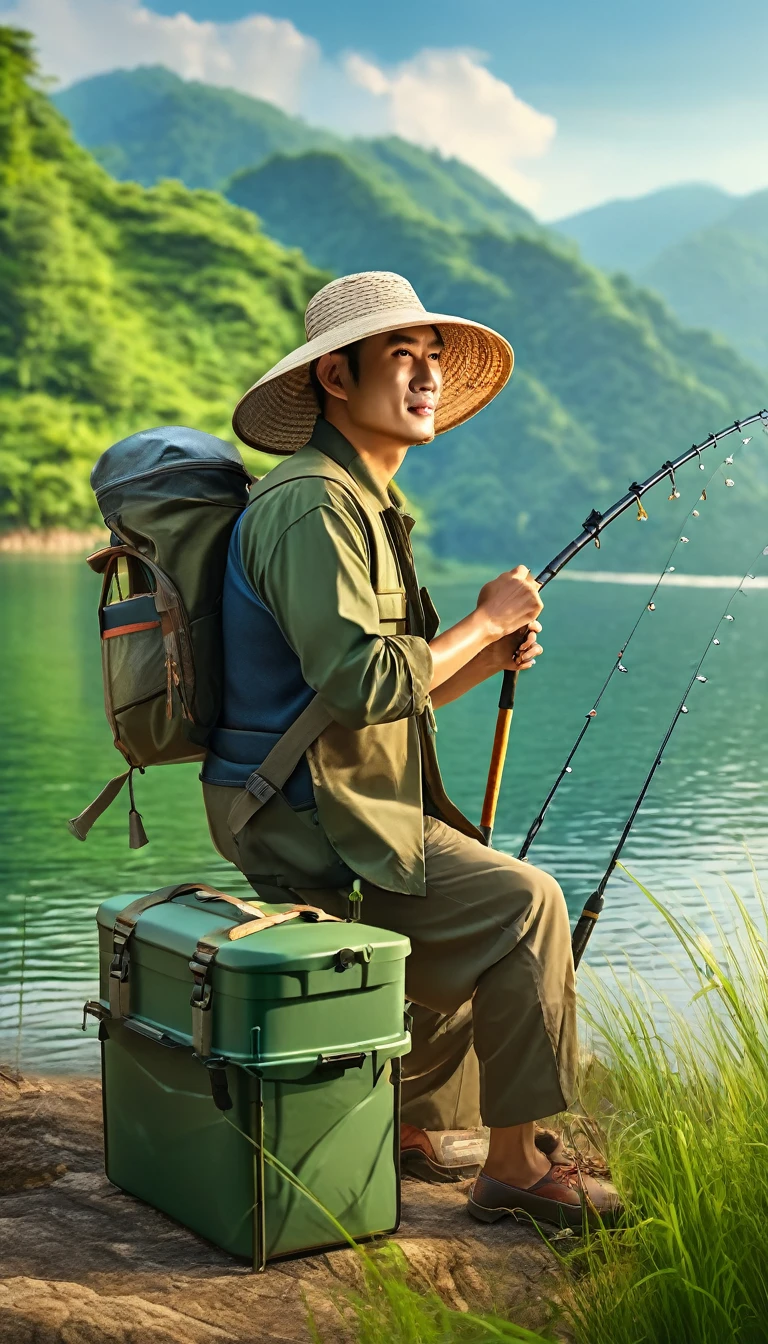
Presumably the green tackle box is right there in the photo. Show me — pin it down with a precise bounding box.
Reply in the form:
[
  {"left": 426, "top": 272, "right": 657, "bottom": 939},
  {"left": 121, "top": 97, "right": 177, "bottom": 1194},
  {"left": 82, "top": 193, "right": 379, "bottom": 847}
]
[{"left": 87, "top": 882, "right": 410, "bottom": 1268}]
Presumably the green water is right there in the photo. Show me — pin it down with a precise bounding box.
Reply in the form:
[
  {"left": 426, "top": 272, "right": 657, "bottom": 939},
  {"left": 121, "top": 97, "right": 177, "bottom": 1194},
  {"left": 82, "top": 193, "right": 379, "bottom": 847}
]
[{"left": 2, "top": 555, "right": 768, "bottom": 1073}]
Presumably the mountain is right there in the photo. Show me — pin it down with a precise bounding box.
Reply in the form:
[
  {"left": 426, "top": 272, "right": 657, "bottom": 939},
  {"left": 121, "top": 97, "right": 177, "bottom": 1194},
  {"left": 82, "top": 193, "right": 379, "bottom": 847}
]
[
  {"left": 358, "top": 138, "right": 543, "bottom": 239},
  {"left": 0, "top": 29, "right": 324, "bottom": 530},
  {"left": 9, "top": 46, "right": 768, "bottom": 572},
  {"left": 555, "top": 184, "right": 736, "bottom": 274},
  {"left": 52, "top": 66, "right": 335, "bottom": 189},
  {"left": 226, "top": 149, "right": 768, "bottom": 569},
  {"left": 640, "top": 190, "right": 768, "bottom": 368},
  {"left": 53, "top": 66, "right": 545, "bottom": 243}
]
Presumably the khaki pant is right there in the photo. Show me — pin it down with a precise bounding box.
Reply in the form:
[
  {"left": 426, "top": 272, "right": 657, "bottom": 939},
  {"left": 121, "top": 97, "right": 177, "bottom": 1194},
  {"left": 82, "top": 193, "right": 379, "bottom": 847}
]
[{"left": 203, "top": 786, "right": 578, "bottom": 1128}]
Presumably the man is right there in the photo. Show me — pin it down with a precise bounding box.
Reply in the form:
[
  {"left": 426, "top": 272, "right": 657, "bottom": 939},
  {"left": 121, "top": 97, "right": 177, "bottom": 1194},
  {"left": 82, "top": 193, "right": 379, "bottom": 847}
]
[{"left": 202, "top": 270, "right": 617, "bottom": 1228}]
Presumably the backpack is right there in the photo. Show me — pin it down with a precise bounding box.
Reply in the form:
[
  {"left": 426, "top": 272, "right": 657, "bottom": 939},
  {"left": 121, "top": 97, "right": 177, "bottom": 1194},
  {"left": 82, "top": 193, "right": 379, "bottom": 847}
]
[{"left": 68, "top": 427, "right": 251, "bottom": 848}]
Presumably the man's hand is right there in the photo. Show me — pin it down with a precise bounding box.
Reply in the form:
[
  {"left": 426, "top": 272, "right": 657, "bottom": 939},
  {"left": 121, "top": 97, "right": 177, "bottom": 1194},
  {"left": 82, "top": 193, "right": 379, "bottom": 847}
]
[
  {"left": 490, "top": 620, "right": 543, "bottom": 673},
  {"left": 429, "top": 564, "right": 543, "bottom": 701},
  {"left": 475, "top": 567, "right": 543, "bottom": 641}
]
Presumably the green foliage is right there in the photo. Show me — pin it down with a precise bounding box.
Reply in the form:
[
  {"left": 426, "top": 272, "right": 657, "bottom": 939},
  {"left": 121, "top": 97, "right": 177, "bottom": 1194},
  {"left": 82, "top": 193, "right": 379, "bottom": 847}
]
[
  {"left": 0, "top": 29, "right": 325, "bottom": 529},
  {"left": 53, "top": 67, "right": 544, "bottom": 244},
  {"left": 10, "top": 53, "right": 768, "bottom": 564},
  {"left": 227, "top": 149, "right": 768, "bottom": 569},
  {"left": 352, "top": 137, "right": 543, "bottom": 240},
  {"left": 564, "top": 868, "right": 768, "bottom": 1343},
  {"left": 53, "top": 65, "right": 335, "bottom": 190}
]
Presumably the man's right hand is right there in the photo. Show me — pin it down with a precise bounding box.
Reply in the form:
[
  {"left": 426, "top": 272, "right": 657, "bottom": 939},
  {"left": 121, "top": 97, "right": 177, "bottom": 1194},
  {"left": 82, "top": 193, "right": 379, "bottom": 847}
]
[{"left": 475, "top": 566, "right": 543, "bottom": 640}]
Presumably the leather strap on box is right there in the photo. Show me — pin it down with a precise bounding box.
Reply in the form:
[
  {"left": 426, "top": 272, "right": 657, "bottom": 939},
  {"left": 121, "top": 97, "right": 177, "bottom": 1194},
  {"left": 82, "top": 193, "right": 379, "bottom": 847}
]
[
  {"left": 188, "top": 902, "right": 342, "bottom": 1055},
  {"left": 108, "top": 882, "right": 257, "bottom": 1019}
]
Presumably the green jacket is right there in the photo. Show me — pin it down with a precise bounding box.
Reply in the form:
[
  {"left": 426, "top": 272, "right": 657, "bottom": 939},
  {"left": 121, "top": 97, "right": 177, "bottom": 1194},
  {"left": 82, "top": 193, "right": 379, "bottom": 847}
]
[{"left": 241, "top": 418, "right": 482, "bottom": 895}]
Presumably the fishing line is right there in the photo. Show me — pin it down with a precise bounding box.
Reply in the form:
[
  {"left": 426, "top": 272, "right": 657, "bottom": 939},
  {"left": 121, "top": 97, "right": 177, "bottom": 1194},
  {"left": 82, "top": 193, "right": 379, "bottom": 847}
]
[
  {"left": 517, "top": 422, "right": 760, "bottom": 862},
  {"left": 570, "top": 541, "right": 768, "bottom": 968},
  {"left": 14, "top": 890, "right": 29, "bottom": 1074}
]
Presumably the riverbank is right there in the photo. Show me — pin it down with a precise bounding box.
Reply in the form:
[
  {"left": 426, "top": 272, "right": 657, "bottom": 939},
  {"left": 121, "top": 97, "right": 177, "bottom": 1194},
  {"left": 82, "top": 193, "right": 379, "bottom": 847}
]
[
  {"left": 0, "top": 1070, "right": 565, "bottom": 1344},
  {"left": 0, "top": 527, "right": 107, "bottom": 554}
]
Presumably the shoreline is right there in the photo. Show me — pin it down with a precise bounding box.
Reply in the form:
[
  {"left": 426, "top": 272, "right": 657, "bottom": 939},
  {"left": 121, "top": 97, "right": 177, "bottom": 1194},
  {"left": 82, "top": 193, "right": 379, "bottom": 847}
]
[
  {"left": 0, "top": 527, "right": 108, "bottom": 555},
  {"left": 2, "top": 528, "right": 765, "bottom": 588}
]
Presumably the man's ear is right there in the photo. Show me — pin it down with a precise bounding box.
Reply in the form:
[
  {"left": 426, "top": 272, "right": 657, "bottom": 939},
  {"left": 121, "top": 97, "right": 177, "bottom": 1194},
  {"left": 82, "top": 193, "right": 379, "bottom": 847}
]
[{"left": 315, "top": 351, "right": 349, "bottom": 403}]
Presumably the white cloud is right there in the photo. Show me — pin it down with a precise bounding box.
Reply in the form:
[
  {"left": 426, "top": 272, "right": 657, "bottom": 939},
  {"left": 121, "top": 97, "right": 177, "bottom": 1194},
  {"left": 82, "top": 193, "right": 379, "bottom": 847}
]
[
  {"left": 0, "top": 0, "right": 319, "bottom": 111},
  {"left": 345, "top": 48, "right": 556, "bottom": 207},
  {"left": 0, "top": 1, "right": 556, "bottom": 205}
]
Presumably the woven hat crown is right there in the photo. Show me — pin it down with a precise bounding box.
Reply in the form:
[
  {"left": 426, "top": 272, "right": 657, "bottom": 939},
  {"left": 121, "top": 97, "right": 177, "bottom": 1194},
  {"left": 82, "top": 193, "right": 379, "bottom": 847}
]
[{"left": 305, "top": 271, "right": 425, "bottom": 341}]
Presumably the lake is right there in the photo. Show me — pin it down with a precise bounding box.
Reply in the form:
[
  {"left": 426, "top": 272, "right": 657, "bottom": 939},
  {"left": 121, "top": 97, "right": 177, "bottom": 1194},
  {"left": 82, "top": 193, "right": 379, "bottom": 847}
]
[{"left": 2, "top": 553, "right": 768, "bottom": 1073}]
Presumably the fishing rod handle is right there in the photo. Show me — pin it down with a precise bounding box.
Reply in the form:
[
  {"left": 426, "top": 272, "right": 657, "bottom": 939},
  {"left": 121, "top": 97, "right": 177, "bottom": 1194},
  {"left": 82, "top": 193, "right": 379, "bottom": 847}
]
[
  {"left": 571, "top": 890, "right": 605, "bottom": 970},
  {"left": 479, "top": 697, "right": 516, "bottom": 842},
  {"left": 498, "top": 668, "right": 518, "bottom": 711}
]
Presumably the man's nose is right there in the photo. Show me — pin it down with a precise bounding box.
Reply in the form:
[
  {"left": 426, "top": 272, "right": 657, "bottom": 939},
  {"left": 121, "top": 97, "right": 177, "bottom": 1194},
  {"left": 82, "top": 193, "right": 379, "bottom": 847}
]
[{"left": 411, "top": 358, "right": 439, "bottom": 391}]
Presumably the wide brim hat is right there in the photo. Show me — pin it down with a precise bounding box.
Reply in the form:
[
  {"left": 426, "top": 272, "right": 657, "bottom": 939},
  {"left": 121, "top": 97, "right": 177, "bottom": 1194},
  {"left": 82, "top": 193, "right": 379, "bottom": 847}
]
[{"left": 232, "top": 270, "right": 514, "bottom": 454}]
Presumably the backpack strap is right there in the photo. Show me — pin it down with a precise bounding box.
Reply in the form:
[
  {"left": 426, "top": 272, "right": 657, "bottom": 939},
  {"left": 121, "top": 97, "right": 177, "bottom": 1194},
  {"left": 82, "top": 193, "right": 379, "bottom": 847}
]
[
  {"left": 227, "top": 694, "right": 333, "bottom": 837},
  {"left": 69, "top": 769, "right": 133, "bottom": 843}
]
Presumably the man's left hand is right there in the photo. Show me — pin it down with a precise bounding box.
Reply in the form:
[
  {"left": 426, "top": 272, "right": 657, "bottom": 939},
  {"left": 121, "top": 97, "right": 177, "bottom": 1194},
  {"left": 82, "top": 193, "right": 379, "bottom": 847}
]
[{"left": 493, "top": 621, "right": 543, "bottom": 672}]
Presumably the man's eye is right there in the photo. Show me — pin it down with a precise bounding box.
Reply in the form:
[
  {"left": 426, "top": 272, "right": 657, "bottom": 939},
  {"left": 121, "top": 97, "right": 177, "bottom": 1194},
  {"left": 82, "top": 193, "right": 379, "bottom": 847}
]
[{"left": 395, "top": 348, "right": 411, "bottom": 357}]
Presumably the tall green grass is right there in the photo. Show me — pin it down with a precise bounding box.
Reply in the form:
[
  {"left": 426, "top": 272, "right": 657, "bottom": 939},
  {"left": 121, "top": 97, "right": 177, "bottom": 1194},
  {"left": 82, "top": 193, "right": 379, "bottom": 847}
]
[{"left": 563, "top": 863, "right": 768, "bottom": 1343}]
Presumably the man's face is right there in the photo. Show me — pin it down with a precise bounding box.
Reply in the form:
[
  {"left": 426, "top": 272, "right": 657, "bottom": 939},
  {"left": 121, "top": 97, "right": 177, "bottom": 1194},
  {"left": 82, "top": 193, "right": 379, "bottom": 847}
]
[{"left": 330, "top": 324, "right": 444, "bottom": 444}]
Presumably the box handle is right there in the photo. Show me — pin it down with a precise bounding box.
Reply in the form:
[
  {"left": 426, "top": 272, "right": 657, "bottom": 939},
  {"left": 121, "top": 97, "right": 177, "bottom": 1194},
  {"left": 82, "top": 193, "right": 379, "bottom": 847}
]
[{"left": 317, "top": 1051, "right": 366, "bottom": 1072}]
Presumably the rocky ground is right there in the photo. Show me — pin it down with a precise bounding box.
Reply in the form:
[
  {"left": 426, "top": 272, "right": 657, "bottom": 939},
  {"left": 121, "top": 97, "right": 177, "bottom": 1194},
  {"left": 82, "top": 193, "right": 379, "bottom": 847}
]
[{"left": 0, "top": 1070, "right": 567, "bottom": 1343}]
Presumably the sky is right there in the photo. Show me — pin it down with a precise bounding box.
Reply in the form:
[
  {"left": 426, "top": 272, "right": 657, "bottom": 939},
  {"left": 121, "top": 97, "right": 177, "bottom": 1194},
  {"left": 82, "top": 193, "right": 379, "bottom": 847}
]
[{"left": 3, "top": 0, "right": 768, "bottom": 218}]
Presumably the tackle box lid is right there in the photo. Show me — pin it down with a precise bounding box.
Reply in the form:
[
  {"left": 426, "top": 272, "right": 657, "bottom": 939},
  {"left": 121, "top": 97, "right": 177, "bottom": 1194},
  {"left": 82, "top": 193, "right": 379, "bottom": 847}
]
[{"left": 97, "top": 890, "right": 410, "bottom": 973}]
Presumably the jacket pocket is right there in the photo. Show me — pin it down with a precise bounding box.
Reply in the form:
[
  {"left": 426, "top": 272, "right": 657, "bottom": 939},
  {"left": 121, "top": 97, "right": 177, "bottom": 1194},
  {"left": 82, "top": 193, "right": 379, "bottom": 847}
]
[{"left": 376, "top": 589, "right": 407, "bottom": 634}]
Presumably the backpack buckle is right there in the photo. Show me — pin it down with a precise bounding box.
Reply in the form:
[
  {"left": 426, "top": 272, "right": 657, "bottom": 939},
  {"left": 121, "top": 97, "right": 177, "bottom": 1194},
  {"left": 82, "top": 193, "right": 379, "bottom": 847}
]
[{"left": 244, "top": 771, "right": 276, "bottom": 805}]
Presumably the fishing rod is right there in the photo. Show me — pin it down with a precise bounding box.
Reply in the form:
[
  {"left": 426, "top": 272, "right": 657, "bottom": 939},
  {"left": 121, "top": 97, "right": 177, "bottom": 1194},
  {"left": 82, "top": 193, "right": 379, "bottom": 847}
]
[
  {"left": 570, "top": 543, "right": 768, "bottom": 967},
  {"left": 478, "top": 409, "right": 768, "bottom": 845},
  {"left": 518, "top": 420, "right": 755, "bottom": 862}
]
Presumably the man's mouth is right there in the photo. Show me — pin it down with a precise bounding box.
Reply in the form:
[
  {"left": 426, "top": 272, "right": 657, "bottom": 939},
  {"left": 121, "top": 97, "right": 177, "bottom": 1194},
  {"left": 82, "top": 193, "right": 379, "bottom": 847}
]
[{"left": 408, "top": 403, "right": 434, "bottom": 417}]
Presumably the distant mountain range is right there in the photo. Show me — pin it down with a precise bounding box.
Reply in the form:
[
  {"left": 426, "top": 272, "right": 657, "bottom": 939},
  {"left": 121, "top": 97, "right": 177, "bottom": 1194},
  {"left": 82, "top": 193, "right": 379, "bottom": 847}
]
[
  {"left": 53, "top": 67, "right": 544, "bottom": 243},
  {"left": 55, "top": 70, "right": 768, "bottom": 377},
  {"left": 555, "top": 184, "right": 738, "bottom": 273},
  {"left": 557, "top": 184, "right": 768, "bottom": 367},
  {"left": 8, "top": 58, "right": 763, "bottom": 572}
]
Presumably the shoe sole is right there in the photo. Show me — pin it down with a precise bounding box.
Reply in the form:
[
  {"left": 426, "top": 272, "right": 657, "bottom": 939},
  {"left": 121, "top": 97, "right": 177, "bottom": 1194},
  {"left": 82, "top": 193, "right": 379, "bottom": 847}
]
[
  {"left": 467, "top": 1190, "right": 607, "bottom": 1232},
  {"left": 401, "top": 1151, "right": 481, "bottom": 1184}
]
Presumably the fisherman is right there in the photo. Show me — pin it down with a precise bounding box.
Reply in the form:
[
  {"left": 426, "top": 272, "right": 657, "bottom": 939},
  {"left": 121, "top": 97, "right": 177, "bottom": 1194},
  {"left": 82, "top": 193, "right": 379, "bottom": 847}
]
[{"left": 202, "top": 270, "right": 618, "bottom": 1228}]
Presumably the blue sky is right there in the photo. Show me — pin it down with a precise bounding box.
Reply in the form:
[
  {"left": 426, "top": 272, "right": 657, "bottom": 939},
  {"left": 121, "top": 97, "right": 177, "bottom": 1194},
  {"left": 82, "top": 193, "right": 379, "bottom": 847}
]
[{"left": 3, "top": 0, "right": 767, "bottom": 217}]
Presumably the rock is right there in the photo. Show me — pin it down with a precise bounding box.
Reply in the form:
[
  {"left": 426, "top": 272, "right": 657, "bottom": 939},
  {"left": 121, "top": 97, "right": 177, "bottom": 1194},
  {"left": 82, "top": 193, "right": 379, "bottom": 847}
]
[{"left": 0, "top": 1073, "right": 565, "bottom": 1343}]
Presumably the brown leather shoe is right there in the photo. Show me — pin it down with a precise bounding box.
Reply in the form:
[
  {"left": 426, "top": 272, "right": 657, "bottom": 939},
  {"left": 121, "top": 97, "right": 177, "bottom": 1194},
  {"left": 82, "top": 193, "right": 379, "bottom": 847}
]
[
  {"left": 467, "top": 1163, "right": 622, "bottom": 1231},
  {"left": 400, "top": 1124, "right": 488, "bottom": 1183}
]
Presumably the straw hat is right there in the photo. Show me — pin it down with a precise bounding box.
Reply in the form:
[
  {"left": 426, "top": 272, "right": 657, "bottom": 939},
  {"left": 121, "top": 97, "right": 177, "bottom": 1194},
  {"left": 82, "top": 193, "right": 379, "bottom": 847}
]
[{"left": 232, "top": 270, "right": 514, "bottom": 454}]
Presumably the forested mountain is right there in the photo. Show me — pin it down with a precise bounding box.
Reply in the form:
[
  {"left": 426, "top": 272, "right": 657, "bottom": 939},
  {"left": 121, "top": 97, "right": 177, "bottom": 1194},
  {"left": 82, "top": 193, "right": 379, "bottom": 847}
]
[
  {"left": 227, "top": 150, "right": 768, "bottom": 567},
  {"left": 5, "top": 41, "right": 767, "bottom": 572},
  {"left": 556, "top": 184, "right": 736, "bottom": 274},
  {"left": 53, "top": 66, "right": 335, "bottom": 190},
  {"left": 53, "top": 66, "right": 545, "bottom": 243},
  {"left": 0, "top": 29, "right": 323, "bottom": 529},
  {"left": 640, "top": 190, "right": 768, "bottom": 368},
  {"left": 557, "top": 184, "right": 768, "bottom": 370}
]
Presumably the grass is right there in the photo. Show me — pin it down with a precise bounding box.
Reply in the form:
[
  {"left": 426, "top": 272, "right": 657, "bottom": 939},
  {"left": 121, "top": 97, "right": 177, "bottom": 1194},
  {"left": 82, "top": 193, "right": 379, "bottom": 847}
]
[
  {"left": 562, "top": 861, "right": 768, "bottom": 1343},
  {"left": 307, "top": 865, "right": 768, "bottom": 1342},
  {"left": 307, "top": 1241, "right": 552, "bottom": 1343}
]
